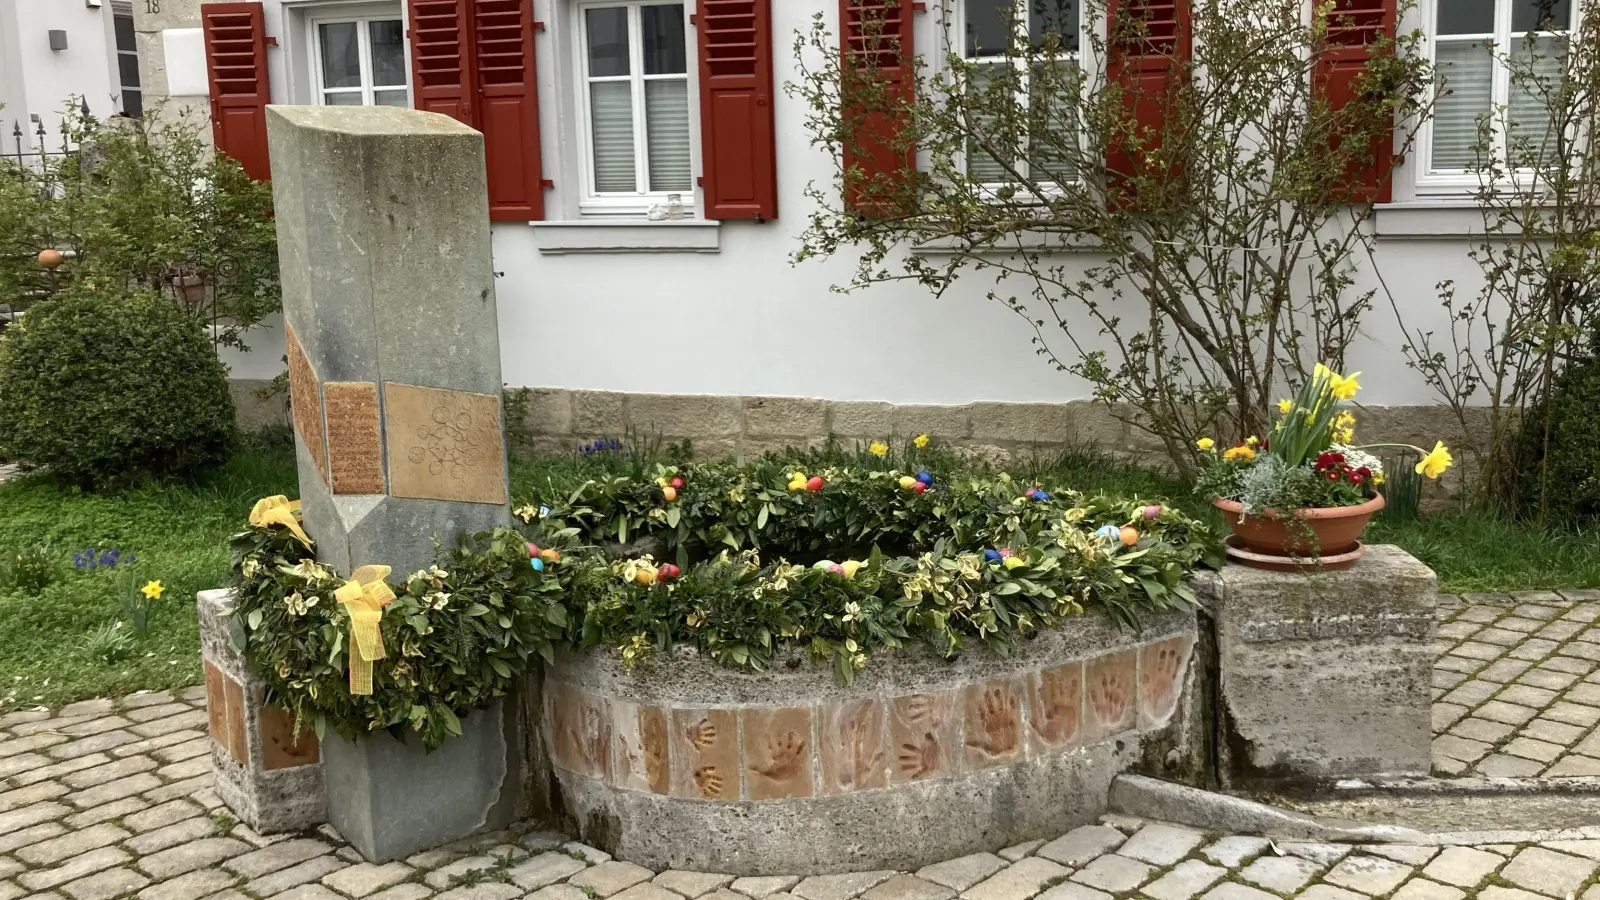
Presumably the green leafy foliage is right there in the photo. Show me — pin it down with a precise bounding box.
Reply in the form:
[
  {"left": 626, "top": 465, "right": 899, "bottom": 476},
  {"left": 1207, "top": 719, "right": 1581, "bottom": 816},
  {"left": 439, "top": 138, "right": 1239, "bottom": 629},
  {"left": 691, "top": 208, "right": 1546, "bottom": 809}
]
[
  {"left": 1519, "top": 335, "right": 1600, "bottom": 520},
  {"left": 232, "top": 445, "right": 1218, "bottom": 746},
  {"left": 0, "top": 288, "right": 235, "bottom": 486},
  {"left": 0, "top": 104, "right": 278, "bottom": 348},
  {"left": 229, "top": 524, "right": 578, "bottom": 750}
]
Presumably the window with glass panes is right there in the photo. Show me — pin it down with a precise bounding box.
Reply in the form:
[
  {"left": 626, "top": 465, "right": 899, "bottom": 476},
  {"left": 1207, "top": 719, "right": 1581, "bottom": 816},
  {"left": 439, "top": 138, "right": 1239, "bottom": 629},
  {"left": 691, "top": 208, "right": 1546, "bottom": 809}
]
[
  {"left": 114, "top": 11, "right": 142, "bottom": 117},
  {"left": 1429, "top": 0, "right": 1572, "bottom": 174},
  {"left": 579, "top": 1, "right": 694, "bottom": 204},
  {"left": 961, "top": 0, "right": 1080, "bottom": 183},
  {"left": 314, "top": 16, "right": 409, "bottom": 107}
]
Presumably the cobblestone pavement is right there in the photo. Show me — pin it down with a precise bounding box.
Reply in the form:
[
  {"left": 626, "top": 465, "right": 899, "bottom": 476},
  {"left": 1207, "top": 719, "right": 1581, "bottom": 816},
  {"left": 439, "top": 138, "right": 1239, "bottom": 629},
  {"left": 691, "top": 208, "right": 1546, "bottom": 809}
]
[
  {"left": 1432, "top": 589, "right": 1600, "bottom": 777},
  {"left": 0, "top": 687, "right": 1596, "bottom": 900},
  {"left": 1, "top": 590, "right": 1599, "bottom": 898}
]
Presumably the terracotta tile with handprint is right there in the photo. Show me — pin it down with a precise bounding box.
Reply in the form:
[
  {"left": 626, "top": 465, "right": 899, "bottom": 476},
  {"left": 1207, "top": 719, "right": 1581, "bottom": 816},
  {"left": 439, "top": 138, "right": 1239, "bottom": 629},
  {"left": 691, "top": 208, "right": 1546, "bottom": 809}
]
[
  {"left": 820, "top": 698, "right": 888, "bottom": 795},
  {"left": 1084, "top": 649, "right": 1137, "bottom": 741},
  {"left": 742, "top": 707, "right": 815, "bottom": 800},
  {"left": 612, "top": 700, "right": 670, "bottom": 795},
  {"left": 548, "top": 682, "right": 612, "bottom": 781},
  {"left": 1138, "top": 633, "right": 1194, "bottom": 728},
  {"left": 962, "top": 679, "right": 1024, "bottom": 769},
  {"left": 670, "top": 708, "right": 738, "bottom": 801},
  {"left": 1026, "top": 660, "right": 1083, "bottom": 756},
  {"left": 889, "top": 690, "right": 959, "bottom": 784}
]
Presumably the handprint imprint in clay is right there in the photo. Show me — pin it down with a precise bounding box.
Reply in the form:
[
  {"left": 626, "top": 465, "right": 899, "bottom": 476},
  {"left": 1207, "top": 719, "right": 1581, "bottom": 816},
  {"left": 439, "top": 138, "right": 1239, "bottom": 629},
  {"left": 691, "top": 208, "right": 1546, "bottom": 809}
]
[{"left": 966, "top": 687, "right": 1021, "bottom": 759}]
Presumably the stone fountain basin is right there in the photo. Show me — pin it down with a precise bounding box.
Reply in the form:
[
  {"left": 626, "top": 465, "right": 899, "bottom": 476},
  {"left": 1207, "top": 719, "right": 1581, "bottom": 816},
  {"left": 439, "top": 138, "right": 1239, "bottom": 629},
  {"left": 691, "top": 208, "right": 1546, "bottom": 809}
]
[{"left": 543, "top": 607, "right": 1200, "bottom": 874}]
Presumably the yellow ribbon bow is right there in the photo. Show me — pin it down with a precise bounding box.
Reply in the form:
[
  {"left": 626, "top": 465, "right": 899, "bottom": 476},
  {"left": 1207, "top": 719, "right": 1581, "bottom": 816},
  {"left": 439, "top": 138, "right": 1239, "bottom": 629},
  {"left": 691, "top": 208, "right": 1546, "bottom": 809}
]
[
  {"left": 333, "top": 565, "right": 395, "bottom": 696},
  {"left": 248, "top": 496, "right": 313, "bottom": 548}
]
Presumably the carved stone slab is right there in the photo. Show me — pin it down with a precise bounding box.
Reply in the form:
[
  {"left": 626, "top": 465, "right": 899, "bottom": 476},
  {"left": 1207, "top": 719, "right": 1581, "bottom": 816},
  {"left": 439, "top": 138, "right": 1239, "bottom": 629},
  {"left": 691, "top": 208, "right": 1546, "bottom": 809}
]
[
  {"left": 324, "top": 382, "right": 385, "bottom": 496},
  {"left": 382, "top": 382, "right": 508, "bottom": 506},
  {"left": 285, "top": 325, "right": 327, "bottom": 485}
]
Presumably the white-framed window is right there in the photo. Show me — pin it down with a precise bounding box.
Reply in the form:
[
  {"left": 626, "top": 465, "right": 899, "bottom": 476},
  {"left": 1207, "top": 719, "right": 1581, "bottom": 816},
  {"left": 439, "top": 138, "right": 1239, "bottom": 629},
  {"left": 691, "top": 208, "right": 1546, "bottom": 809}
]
[
  {"left": 1421, "top": 0, "right": 1573, "bottom": 187},
  {"left": 575, "top": 0, "right": 696, "bottom": 214},
  {"left": 310, "top": 13, "right": 410, "bottom": 107},
  {"left": 955, "top": 0, "right": 1082, "bottom": 185}
]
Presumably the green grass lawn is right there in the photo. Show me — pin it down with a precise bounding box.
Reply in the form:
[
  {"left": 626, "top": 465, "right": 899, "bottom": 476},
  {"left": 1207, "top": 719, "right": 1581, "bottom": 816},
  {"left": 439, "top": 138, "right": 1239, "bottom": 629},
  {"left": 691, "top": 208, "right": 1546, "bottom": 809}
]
[
  {"left": 0, "top": 439, "right": 1594, "bottom": 710},
  {"left": 0, "top": 436, "right": 296, "bottom": 708}
]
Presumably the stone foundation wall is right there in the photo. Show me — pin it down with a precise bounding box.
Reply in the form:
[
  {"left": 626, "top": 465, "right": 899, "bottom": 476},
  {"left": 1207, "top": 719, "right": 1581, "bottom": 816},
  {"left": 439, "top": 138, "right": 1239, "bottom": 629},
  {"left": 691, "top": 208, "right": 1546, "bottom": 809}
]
[{"left": 230, "top": 381, "right": 1482, "bottom": 497}]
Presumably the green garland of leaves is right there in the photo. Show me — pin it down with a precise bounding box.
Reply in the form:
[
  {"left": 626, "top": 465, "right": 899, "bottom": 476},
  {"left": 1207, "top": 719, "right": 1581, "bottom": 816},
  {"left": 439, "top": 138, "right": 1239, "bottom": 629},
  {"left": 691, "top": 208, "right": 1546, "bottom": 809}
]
[{"left": 229, "top": 455, "right": 1221, "bottom": 749}]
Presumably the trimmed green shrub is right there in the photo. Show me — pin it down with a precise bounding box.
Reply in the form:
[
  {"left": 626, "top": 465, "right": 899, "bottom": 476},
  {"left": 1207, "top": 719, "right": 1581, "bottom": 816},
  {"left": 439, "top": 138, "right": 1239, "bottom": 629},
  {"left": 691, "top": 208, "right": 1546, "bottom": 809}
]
[
  {"left": 1519, "top": 334, "right": 1600, "bottom": 521},
  {"left": 0, "top": 289, "right": 235, "bottom": 486}
]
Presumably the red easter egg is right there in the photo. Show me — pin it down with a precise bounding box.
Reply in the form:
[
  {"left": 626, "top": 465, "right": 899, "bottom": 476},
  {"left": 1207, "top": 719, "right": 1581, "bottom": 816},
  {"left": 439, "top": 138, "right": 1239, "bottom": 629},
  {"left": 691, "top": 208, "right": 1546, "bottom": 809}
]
[
  {"left": 807, "top": 476, "right": 824, "bottom": 492},
  {"left": 526, "top": 542, "right": 540, "bottom": 558},
  {"left": 671, "top": 477, "right": 685, "bottom": 489},
  {"left": 912, "top": 481, "right": 926, "bottom": 494}
]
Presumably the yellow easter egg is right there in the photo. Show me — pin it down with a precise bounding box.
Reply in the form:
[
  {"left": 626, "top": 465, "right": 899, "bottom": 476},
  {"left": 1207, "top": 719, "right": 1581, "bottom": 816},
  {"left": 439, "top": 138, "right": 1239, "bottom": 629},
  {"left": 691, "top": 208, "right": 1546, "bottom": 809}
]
[{"left": 898, "top": 475, "right": 916, "bottom": 489}]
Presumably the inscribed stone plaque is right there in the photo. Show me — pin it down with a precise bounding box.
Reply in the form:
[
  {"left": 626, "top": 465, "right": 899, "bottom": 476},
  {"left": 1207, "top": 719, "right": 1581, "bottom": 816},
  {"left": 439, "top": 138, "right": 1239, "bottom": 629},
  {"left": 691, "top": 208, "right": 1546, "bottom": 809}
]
[
  {"left": 323, "top": 382, "right": 385, "bottom": 495},
  {"left": 285, "top": 325, "right": 327, "bottom": 484},
  {"left": 383, "top": 382, "right": 507, "bottom": 505}
]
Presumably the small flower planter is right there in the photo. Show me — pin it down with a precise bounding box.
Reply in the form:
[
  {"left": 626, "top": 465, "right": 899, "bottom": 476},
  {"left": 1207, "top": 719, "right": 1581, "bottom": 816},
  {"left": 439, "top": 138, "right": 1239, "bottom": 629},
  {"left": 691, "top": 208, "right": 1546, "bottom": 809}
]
[{"left": 1213, "top": 494, "right": 1385, "bottom": 571}]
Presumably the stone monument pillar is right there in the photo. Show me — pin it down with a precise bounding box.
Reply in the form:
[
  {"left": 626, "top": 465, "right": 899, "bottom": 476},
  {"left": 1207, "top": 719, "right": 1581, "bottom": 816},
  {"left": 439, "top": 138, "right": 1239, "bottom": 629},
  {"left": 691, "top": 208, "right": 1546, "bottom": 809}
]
[
  {"left": 265, "top": 105, "right": 521, "bottom": 861},
  {"left": 1197, "top": 545, "right": 1438, "bottom": 788}
]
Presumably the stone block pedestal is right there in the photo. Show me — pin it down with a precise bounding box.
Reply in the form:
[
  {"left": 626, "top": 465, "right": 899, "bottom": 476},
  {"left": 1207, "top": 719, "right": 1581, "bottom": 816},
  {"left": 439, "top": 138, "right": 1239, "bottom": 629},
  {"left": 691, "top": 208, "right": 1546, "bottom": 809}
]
[
  {"left": 1197, "top": 545, "right": 1437, "bottom": 788},
  {"left": 324, "top": 698, "right": 520, "bottom": 863},
  {"left": 198, "top": 588, "right": 327, "bottom": 832}
]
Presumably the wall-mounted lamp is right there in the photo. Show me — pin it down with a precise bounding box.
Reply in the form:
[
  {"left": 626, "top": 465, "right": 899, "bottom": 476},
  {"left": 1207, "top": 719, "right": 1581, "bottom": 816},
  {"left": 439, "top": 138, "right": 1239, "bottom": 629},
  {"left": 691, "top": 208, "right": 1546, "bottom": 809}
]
[{"left": 48, "top": 30, "right": 68, "bottom": 51}]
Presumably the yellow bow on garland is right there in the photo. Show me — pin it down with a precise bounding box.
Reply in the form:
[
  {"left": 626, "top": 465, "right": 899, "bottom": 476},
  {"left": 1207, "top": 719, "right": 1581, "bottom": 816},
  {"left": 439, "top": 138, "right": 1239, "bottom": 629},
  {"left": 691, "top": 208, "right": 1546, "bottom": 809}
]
[
  {"left": 333, "top": 565, "right": 395, "bottom": 696},
  {"left": 248, "top": 496, "right": 313, "bottom": 548}
]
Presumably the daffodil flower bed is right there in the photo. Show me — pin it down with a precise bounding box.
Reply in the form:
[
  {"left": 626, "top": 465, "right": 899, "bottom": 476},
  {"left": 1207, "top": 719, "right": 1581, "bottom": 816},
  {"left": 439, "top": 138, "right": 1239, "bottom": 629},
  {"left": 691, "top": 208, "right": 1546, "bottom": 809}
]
[{"left": 228, "top": 448, "right": 1219, "bottom": 748}]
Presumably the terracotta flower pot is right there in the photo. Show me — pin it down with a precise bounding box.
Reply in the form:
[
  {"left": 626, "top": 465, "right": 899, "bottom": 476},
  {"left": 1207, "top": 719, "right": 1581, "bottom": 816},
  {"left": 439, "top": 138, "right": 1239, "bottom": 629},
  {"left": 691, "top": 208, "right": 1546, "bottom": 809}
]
[{"left": 1213, "top": 494, "right": 1385, "bottom": 563}]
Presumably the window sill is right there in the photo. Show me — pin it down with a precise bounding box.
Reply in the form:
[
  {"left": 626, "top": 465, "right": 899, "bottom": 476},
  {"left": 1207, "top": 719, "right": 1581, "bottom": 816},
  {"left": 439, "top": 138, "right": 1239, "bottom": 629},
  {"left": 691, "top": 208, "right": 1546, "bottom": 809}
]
[
  {"left": 1373, "top": 201, "right": 1490, "bottom": 239},
  {"left": 911, "top": 231, "right": 1103, "bottom": 255},
  {"left": 532, "top": 220, "right": 721, "bottom": 254}
]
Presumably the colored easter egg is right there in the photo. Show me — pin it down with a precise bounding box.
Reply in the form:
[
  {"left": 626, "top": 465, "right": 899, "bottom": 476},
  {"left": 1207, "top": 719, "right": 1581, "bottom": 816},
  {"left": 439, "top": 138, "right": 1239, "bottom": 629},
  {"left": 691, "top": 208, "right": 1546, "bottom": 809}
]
[
  {"left": 1095, "top": 525, "right": 1120, "bottom": 541},
  {"left": 659, "top": 563, "right": 681, "bottom": 581},
  {"left": 917, "top": 471, "right": 932, "bottom": 484},
  {"left": 530, "top": 558, "right": 545, "bottom": 572},
  {"left": 999, "top": 548, "right": 1015, "bottom": 558},
  {"left": 671, "top": 477, "right": 685, "bottom": 489},
  {"left": 37, "top": 249, "right": 62, "bottom": 269},
  {"left": 813, "top": 560, "right": 835, "bottom": 570},
  {"left": 842, "top": 560, "right": 864, "bottom": 578},
  {"left": 899, "top": 475, "right": 916, "bottom": 489},
  {"left": 663, "top": 486, "right": 678, "bottom": 502},
  {"left": 635, "top": 568, "right": 657, "bottom": 585},
  {"left": 1120, "top": 526, "right": 1139, "bottom": 546},
  {"left": 827, "top": 564, "right": 846, "bottom": 575},
  {"left": 1003, "top": 556, "right": 1026, "bottom": 570},
  {"left": 912, "top": 481, "right": 926, "bottom": 494},
  {"left": 984, "top": 549, "right": 1002, "bottom": 562},
  {"left": 526, "top": 542, "right": 540, "bottom": 558},
  {"left": 1025, "top": 487, "right": 1037, "bottom": 498},
  {"left": 1034, "top": 491, "right": 1051, "bottom": 501},
  {"left": 1144, "top": 504, "right": 1162, "bottom": 520},
  {"left": 807, "top": 476, "right": 824, "bottom": 492},
  {"left": 540, "top": 548, "right": 560, "bottom": 563}
]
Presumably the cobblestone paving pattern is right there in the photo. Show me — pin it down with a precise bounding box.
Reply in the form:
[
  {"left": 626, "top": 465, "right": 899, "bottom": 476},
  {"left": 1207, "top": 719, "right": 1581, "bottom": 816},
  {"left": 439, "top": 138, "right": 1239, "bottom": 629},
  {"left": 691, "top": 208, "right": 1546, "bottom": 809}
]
[
  {"left": 1432, "top": 590, "right": 1600, "bottom": 777},
  {"left": 0, "top": 687, "right": 1598, "bottom": 899}
]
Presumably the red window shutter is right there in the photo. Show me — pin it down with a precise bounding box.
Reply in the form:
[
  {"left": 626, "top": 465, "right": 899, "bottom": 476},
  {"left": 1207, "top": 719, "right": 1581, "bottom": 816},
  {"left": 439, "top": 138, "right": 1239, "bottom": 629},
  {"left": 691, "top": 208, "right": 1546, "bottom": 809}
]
[
  {"left": 1313, "top": 0, "right": 1398, "bottom": 203},
  {"left": 408, "top": 0, "right": 476, "bottom": 126},
  {"left": 473, "top": 0, "right": 546, "bottom": 221},
  {"left": 201, "top": 2, "right": 271, "bottom": 180},
  {"left": 697, "top": 0, "right": 779, "bottom": 220},
  {"left": 1105, "top": 0, "right": 1190, "bottom": 192},
  {"left": 839, "top": 0, "right": 915, "bottom": 216}
]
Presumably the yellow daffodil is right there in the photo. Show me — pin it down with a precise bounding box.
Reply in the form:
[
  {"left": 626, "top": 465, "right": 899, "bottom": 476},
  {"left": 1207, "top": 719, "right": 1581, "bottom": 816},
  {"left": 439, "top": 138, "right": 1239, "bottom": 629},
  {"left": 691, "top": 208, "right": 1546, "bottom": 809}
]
[
  {"left": 1416, "top": 441, "right": 1453, "bottom": 479},
  {"left": 1196, "top": 437, "right": 1215, "bottom": 451},
  {"left": 1245, "top": 435, "right": 1259, "bottom": 447},
  {"left": 1277, "top": 398, "right": 1293, "bottom": 415},
  {"left": 868, "top": 440, "right": 889, "bottom": 457},
  {"left": 1331, "top": 371, "right": 1362, "bottom": 400},
  {"left": 913, "top": 433, "right": 930, "bottom": 448},
  {"left": 1223, "top": 445, "right": 1257, "bottom": 462},
  {"left": 141, "top": 580, "right": 165, "bottom": 600}
]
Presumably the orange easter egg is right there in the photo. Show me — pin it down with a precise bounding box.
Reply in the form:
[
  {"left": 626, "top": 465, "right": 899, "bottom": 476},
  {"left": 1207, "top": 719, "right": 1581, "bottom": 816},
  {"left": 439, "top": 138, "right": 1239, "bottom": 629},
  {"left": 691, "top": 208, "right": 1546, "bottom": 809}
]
[
  {"left": 1119, "top": 526, "right": 1139, "bottom": 546},
  {"left": 663, "top": 486, "right": 678, "bottom": 502},
  {"left": 37, "top": 249, "right": 63, "bottom": 269}
]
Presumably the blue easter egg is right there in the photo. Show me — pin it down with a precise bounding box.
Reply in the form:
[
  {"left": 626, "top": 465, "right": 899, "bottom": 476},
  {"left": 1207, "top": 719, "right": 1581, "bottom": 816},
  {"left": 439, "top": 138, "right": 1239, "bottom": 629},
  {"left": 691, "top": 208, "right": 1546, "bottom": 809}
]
[
  {"left": 1035, "top": 491, "right": 1051, "bottom": 501},
  {"left": 984, "top": 549, "right": 1002, "bottom": 562},
  {"left": 531, "top": 558, "right": 545, "bottom": 572},
  {"left": 1095, "top": 525, "right": 1120, "bottom": 541},
  {"left": 917, "top": 471, "right": 932, "bottom": 484}
]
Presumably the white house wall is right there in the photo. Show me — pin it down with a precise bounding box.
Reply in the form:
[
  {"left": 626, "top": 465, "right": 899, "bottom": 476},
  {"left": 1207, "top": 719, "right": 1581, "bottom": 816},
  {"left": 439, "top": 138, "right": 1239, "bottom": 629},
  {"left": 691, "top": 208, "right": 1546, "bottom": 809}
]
[
  {"left": 0, "top": 0, "right": 121, "bottom": 143},
  {"left": 183, "top": 0, "right": 1497, "bottom": 419}
]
